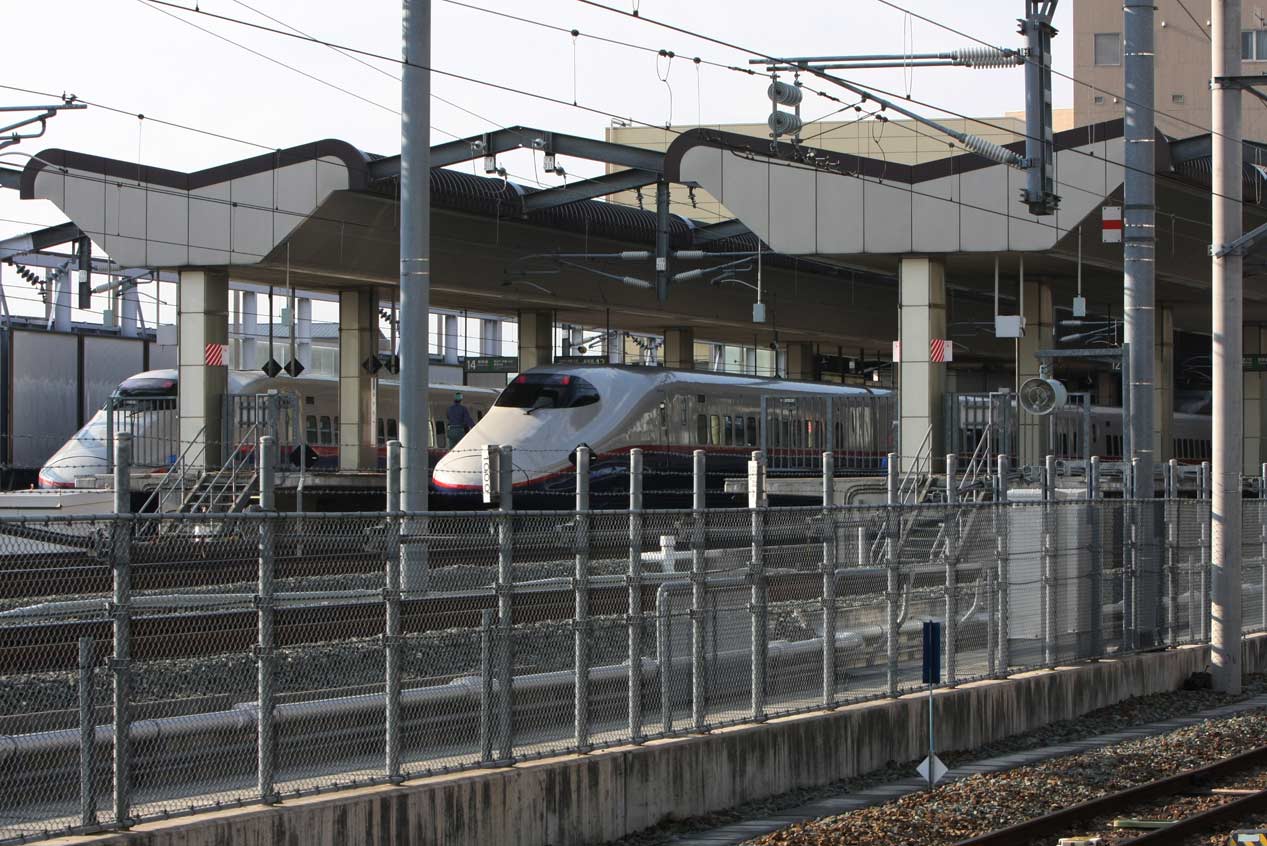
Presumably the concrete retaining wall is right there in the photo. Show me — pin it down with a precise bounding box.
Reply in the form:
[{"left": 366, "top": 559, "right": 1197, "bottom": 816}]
[{"left": 54, "top": 635, "right": 1267, "bottom": 846}]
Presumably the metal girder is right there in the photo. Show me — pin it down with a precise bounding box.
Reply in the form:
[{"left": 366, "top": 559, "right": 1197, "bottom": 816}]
[
  {"left": 368, "top": 126, "right": 665, "bottom": 181},
  {"left": 692, "top": 219, "right": 754, "bottom": 243},
  {"left": 520, "top": 169, "right": 659, "bottom": 213},
  {"left": 0, "top": 222, "right": 83, "bottom": 259},
  {"left": 0, "top": 166, "right": 20, "bottom": 191}
]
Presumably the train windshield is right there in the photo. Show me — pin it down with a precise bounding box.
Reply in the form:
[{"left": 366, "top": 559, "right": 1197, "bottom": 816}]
[
  {"left": 496, "top": 373, "right": 600, "bottom": 412},
  {"left": 115, "top": 375, "right": 177, "bottom": 398}
]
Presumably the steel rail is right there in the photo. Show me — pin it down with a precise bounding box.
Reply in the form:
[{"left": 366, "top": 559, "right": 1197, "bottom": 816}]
[{"left": 950, "top": 744, "right": 1267, "bottom": 846}]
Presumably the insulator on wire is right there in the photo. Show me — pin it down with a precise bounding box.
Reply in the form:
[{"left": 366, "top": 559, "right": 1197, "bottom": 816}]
[
  {"left": 768, "top": 80, "right": 803, "bottom": 106},
  {"left": 768, "top": 110, "right": 802, "bottom": 137},
  {"left": 951, "top": 47, "right": 1023, "bottom": 69},
  {"left": 959, "top": 134, "right": 1023, "bottom": 167}
]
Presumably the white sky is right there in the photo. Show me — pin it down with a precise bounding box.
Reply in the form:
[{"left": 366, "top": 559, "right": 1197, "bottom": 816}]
[{"left": 0, "top": 0, "right": 1076, "bottom": 321}]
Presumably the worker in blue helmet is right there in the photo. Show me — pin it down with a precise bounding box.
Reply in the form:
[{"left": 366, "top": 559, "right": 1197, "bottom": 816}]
[{"left": 446, "top": 392, "right": 476, "bottom": 445}]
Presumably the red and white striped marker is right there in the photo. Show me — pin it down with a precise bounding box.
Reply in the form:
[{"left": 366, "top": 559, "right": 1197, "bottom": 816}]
[
  {"left": 204, "top": 343, "right": 228, "bottom": 367},
  {"left": 930, "top": 338, "right": 953, "bottom": 363},
  {"left": 1102, "top": 206, "right": 1123, "bottom": 243}
]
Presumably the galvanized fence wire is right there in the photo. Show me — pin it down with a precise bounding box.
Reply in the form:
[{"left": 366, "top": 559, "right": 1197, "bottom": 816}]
[{"left": 0, "top": 497, "right": 1238, "bottom": 843}]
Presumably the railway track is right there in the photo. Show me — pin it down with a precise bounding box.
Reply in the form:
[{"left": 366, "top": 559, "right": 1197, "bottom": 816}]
[
  {"left": 0, "top": 566, "right": 969, "bottom": 675},
  {"left": 954, "top": 745, "right": 1267, "bottom": 846}
]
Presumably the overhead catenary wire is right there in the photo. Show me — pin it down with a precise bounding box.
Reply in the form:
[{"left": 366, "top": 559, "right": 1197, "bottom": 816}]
[{"left": 573, "top": 0, "right": 1261, "bottom": 217}]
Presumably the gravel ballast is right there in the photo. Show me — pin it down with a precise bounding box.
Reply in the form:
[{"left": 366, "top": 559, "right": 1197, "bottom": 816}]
[{"left": 601, "top": 674, "right": 1267, "bottom": 846}]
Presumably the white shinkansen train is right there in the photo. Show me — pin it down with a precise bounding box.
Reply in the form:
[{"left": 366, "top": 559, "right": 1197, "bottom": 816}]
[
  {"left": 37, "top": 369, "right": 497, "bottom": 489},
  {"left": 431, "top": 365, "right": 893, "bottom": 507}
]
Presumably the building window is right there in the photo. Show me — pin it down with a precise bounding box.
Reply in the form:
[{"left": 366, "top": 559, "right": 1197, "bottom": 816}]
[
  {"left": 1093, "top": 95, "right": 1106, "bottom": 105},
  {"left": 1093, "top": 32, "right": 1121, "bottom": 65},
  {"left": 1171, "top": 93, "right": 1185, "bottom": 105},
  {"left": 1243, "top": 29, "right": 1267, "bottom": 61}
]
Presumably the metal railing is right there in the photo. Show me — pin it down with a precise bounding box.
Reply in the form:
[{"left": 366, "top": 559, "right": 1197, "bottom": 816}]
[{"left": 0, "top": 446, "right": 1258, "bottom": 844}]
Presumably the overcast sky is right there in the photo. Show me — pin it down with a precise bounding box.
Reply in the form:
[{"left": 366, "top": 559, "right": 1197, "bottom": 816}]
[{"left": 0, "top": 0, "right": 1075, "bottom": 319}]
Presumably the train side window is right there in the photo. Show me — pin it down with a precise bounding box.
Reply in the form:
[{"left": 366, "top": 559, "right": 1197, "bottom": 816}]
[
  {"left": 697, "top": 414, "right": 708, "bottom": 444},
  {"left": 433, "top": 420, "right": 445, "bottom": 448},
  {"left": 747, "top": 417, "right": 757, "bottom": 446},
  {"left": 734, "top": 415, "right": 745, "bottom": 446},
  {"left": 306, "top": 415, "right": 319, "bottom": 444},
  {"left": 387, "top": 418, "right": 398, "bottom": 439},
  {"left": 710, "top": 415, "right": 722, "bottom": 446},
  {"left": 319, "top": 416, "right": 333, "bottom": 445},
  {"left": 377, "top": 418, "right": 385, "bottom": 446},
  {"left": 476, "top": 410, "right": 484, "bottom": 421},
  {"left": 724, "top": 415, "right": 734, "bottom": 446}
]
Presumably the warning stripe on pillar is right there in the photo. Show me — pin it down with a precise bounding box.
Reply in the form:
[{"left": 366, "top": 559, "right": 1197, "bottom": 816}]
[
  {"left": 930, "top": 339, "right": 953, "bottom": 363},
  {"left": 204, "top": 343, "right": 228, "bottom": 367}
]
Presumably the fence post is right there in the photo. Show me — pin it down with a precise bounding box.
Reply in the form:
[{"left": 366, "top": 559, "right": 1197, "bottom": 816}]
[
  {"left": 1261, "top": 463, "right": 1267, "bottom": 633},
  {"left": 627, "top": 449, "right": 644, "bottom": 744},
  {"left": 479, "top": 609, "right": 495, "bottom": 764},
  {"left": 657, "top": 587, "right": 672, "bottom": 735},
  {"left": 1043, "top": 454, "right": 1056, "bottom": 669},
  {"left": 822, "top": 451, "right": 837, "bottom": 707},
  {"left": 1165, "top": 459, "right": 1178, "bottom": 647},
  {"left": 996, "top": 454, "right": 1010, "bottom": 675},
  {"left": 497, "top": 445, "right": 515, "bottom": 761},
  {"left": 1200, "top": 461, "right": 1211, "bottom": 642},
  {"left": 385, "top": 440, "right": 402, "bottom": 780},
  {"left": 1088, "top": 456, "right": 1103, "bottom": 657},
  {"left": 1125, "top": 457, "right": 1139, "bottom": 652},
  {"left": 256, "top": 436, "right": 277, "bottom": 802},
  {"left": 749, "top": 450, "right": 767, "bottom": 721},
  {"left": 105, "top": 395, "right": 115, "bottom": 475},
  {"left": 691, "top": 450, "right": 707, "bottom": 732},
  {"left": 79, "top": 637, "right": 97, "bottom": 827},
  {"left": 944, "top": 453, "right": 958, "bottom": 684},
  {"left": 111, "top": 433, "right": 131, "bottom": 828},
  {"left": 886, "top": 453, "right": 899, "bottom": 697},
  {"left": 573, "top": 446, "right": 591, "bottom": 752}
]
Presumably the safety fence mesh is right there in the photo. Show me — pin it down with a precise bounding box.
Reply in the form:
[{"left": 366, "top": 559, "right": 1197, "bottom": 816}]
[{"left": 0, "top": 494, "right": 1259, "bottom": 842}]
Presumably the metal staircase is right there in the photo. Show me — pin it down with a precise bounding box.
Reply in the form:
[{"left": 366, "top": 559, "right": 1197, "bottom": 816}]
[{"left": 139, "top": 392, "right": 292, "bottom": 516}]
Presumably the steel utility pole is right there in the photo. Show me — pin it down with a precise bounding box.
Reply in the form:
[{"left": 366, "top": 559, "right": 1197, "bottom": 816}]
[
  {"left": 1211, "top": 0, "right": 1243, "bottom": 693},
  {"left": 1123, "top": 0, "right": 1155, "bottom": 501},
  {"left": 400, "top": 0, "right": 431, "bottom": 587}
]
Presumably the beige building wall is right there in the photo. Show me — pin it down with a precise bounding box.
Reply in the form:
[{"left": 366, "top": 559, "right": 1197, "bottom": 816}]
[
  {"left": 605, "top": 109, "right": 1074, "bottom": 221},
  {"left": 1074, "top": 0, "right": 1267, "bottom": 140}
]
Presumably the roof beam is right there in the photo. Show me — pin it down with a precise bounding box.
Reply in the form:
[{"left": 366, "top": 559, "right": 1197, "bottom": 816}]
[
  {"left": 368, "top": 126, "right": 665, "bottom": 181},
  {"left": 692, "top": 219, "right": 754, "bottom": 243},
  {"left": 520, "top": 169, "right": 659, "bottom": 212},
  {"left": 0, "top": 221, "right": 84, "bottom": 259},
  {"left": 0, "top": 166, "right": 20, "bottom": 191}
]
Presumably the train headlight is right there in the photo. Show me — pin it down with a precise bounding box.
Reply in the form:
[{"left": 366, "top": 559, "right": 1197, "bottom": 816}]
[{"left": 1018, "top": 376, "right": 1067, "bottom": 416}]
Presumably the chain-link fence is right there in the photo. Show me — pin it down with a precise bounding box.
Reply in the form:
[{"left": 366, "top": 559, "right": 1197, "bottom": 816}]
[{"left": 1, "top": 461, "right": 1264, "bottom": 842}]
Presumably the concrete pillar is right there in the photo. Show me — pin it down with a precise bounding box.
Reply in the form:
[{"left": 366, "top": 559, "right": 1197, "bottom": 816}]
[
  {"left": 1154, "top": 306, "right": 1173, "bottom": 461},
  {"left": 1245, "top": 326, "right": 1267, "bottom": 475},
  {"left": 240, "top": 291, "right": 257, "bottom": 371},
  {"left": 178, "top": 269, "right": 229, "bottom": 470},
  {"left": 339, "top": 289, "right": 376, "bottom": 470},
  {"left": 1017, "top": 279, "right": 1054, "bottom": 466},
  {"left": 518, "top": 310, "right": 553, "bottom": 370},
  {"left": 50, "top": 268, "right": 71, "bottom": 332},
  {"left": 784, "top": 342, "right": 816, "bottom": 381},
  {"left": 663, "top": 327, "right": 695, "bottom": 370},
  {"left": 480, "top": 318, "right": 501, "bottom": 356},
  {"left": 297, "top": 297, "right": 312, "bottom": 370},
  {"left": 443, "top": 314, "right": 460, "bottom": 365},
  {"left": 898, "top": 256, "right": 947, "bottom": 472},
  {"left": 120, "top": 282, "right": 140, "bottom": 339}
]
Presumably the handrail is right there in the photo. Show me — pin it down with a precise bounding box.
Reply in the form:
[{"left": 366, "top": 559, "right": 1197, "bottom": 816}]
[
  {"left": 140, "top": 426, "right": 206, "bottom": 514},
  {"left": 183, "top": 423, "right": 259, "bottom": 514},
  {"left": 869, "top": 424, "right": 935, "bottom": 563}
]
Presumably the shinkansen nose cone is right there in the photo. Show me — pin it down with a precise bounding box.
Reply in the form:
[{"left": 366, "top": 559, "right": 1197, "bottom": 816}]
[
  {"left": 432, "top": 371, "right": 604, "bottom": 495},
  {"left": 38, "top": 426, "right": 109, "bottom": 488}
]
